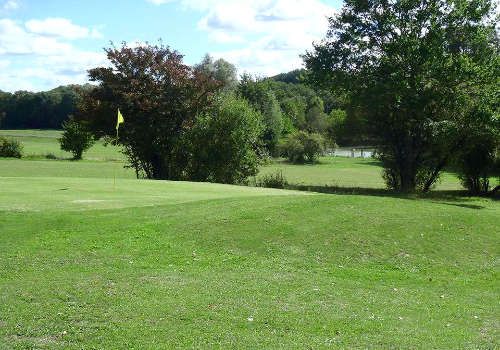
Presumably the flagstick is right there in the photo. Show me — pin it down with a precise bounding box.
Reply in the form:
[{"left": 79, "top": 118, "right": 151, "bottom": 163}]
[{"left": 113, "top": 127, "right": 118, "bottom": 190}]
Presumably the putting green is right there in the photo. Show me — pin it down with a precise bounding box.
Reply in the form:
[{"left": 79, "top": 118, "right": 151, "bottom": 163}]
[{"left": 0, "top": 176, "right": 309, "bottom": 212}]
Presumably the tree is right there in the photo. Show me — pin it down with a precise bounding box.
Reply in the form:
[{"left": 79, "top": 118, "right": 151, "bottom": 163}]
[
  {"left": 238, "top": 74, "right": 283, "bottom": 156},
  {"left": 0, "top": 137, "right": 23, "bottom": 158},
  {"left": 280, "top": 96, "right": 306, "bottom": 130},
  {"left": 185, "top": 93, "right": 264, "bottom": 184},
  {"left": 455, "top": 111, "right": 499, "bottom": 195},
  {"left": 59, "top": 118, "right": 95, "bottom": 160},
  {"left": 305, "top": 96, "right": 328, "bottom": 133},
  {"left": 194, "top": 54, "right": 238, "bottom": 91},
  {"left": 77, "top": 42, "right": 220, "bottom": 179},
  {"left": 305, "top": 0, "right": 499, "bottom": 192}
]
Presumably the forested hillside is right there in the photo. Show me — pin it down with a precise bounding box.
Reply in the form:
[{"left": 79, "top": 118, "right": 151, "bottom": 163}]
[{"left": 0, "top": 85, "right": 89, "bottom": 129}]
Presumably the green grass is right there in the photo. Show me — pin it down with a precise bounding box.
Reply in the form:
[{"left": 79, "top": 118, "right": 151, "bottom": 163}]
[
  {"left": 0, "top": 129, "right": 125, "bottom": 161},
  {"left": 0, "top": 129, "right": 498, "bottom": 348},
  {"left": 260, "top": 157, "right": 464, "bottom": 191}
]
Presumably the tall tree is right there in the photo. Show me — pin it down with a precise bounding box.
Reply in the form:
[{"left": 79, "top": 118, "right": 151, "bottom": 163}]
[
  {"left": 77, "top": 42, "right": 220, "bottom": 179},
  {"left": 305, "top": 0, "right": 499, "bottom": 192},
  {"left": 238, "top": 74, "right": 283, "bottom": 155},
  {"left": 194, "top": 54, "right": 238, "bottom": 91}
]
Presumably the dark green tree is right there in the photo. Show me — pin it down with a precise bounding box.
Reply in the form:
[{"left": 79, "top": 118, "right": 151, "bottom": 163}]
[
  {"left": 59, "top": 118, "right": 95, "bottom": 160},
  {"left": 0, "top": 86, "right": 81, "bottom": 129},
  {"left": 305, "top": 0, "right": 499, "bottom": 192},
  {"left": 455, "top": 108, "right": 499, "bottom": 195},
  {"left": 0, "top": 137, "right": 23, "bottom": 158}
]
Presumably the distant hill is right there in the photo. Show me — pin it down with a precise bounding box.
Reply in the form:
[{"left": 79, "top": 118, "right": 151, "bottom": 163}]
[{"left": 269, "top": 69, "right": 306, "bottom": 84}]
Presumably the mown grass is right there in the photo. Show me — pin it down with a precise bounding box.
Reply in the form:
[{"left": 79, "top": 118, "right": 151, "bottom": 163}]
[
  {"left": 260, "top": 158, "right": 464, "bottom": 191},
  {"left": 0, "top": 129, "right": 124, "bottom": 161},
  {"left": 0, "top": 129, "right": 498, "bottom": 349}
]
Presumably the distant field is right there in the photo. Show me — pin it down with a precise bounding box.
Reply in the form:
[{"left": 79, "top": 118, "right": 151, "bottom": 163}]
[
  {"left": 0, "top": 129, "right": 125, "bottom": 161},
  {"left": 261, "top": 157, "right": 464, "bottom": 190},
  {"left": 0, "top": 129, "right": 498, "bottom": 348}
]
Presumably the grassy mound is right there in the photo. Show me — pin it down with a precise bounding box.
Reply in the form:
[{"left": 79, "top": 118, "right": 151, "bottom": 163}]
[{"left": 0, "top": 178, "right": 498, "bottom": 348}]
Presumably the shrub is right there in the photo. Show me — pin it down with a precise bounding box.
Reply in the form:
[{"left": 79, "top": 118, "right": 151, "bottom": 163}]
[
  {"left": 280, "top": 131, "right": 325, "bottom": 163},
  {"left": 456, "top": 132, "right": 498, "bottom": 195},
  {"left": 185, "top": 94, "right": 264, "bottom": 184},
  {"left": 59, "top": 118, "right": 95, "bottom": 160},
  {"left": 0, "top": 137, "right": 23, "bottom": 158},
  {"left": 257, "top": 171, "right": 288, "bottom": 189}
]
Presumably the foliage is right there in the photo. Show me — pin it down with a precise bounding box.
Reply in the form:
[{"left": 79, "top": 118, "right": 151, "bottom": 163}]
[
  {"left": 455, "top": 115, "right": 499, "bottom": 194},
  {"left": 305, "top": 96, "right": 329, "bottom": 133},
  {"left": 0, "top": 136, "right": 23, "bottom": 158},
  {"left": 194, "top": 54, "right": 238, "bottom": 91},
  {"left": 0, "top": 85, "right": 85, "bottom": 129},
  {"left": 270, "top": 69, "right": 306, "bottom": 84},
  {"left": 238, "top": 75, "right": 284, "bottom": 156},
  {"left": 257, "top": 170, "right": 288, "bottom": 189},
  {"left": 280, "top": 131, "right": 325, "bottom": 164},
  {"left": 305, "top": 0, "right": 499, "bottom": 192},
  {"left": 59, "top": 118, "right": 95, "bottom": 160},
  {"left": 77, "top": 42, "right": 221, "bottom": 180},
  {"left": 184, "top": 94, "right": 264, "bottom": 184}
]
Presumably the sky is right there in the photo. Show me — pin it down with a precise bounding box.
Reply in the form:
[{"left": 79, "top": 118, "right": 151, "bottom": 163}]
[{"left": 0, "top": 0, "right": 342, "bottom": 92}]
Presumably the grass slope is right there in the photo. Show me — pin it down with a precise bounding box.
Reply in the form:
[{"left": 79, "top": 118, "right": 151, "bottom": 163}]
[
  {"left": 0, "top": 186, "right": 498, "bottom": 348},
  {"left": 0, "top": 129, "right": 498, "bottom": 348}
]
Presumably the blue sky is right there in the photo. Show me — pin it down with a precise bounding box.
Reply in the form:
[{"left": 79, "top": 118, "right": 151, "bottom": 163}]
[{"left": 0, "top": 0, "right": 342, "bottom": 92}]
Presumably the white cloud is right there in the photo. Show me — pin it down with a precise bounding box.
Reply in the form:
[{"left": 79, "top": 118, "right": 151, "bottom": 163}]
[
  {"left": 25, "top": 18, "right": 102, "bottom": 39},
  {"left": 2, "top": 0, "right": 19, "bottom": 11},
  {"left": 148, "top": 0, "right": 336, "bottom": 76},
  {"left": 190, "top": 0, "right": 337, "bottom": 76},
  {"left": 0, "top": 18, "right": 106, "bottom": 91}
]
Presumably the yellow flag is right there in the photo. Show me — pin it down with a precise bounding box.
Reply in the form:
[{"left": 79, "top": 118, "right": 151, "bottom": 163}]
[{"left": 116, "top": 109, "right": 124, "bottom": 130}]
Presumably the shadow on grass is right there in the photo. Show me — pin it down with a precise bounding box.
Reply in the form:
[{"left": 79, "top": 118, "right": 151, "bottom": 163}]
[
  {"left": 432, "top": 202, "right": 486, "bottom": 210},
  {"left": 351, "top": 159, "right": 382, "bottom": 167},
  {"left": 284, "top": 183, "right": 494, "bottom": 206}
]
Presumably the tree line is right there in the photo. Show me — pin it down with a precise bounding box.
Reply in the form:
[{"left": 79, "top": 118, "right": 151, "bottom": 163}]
[{"left": 0, "top": 85, "right": 88, "bottom": 129}]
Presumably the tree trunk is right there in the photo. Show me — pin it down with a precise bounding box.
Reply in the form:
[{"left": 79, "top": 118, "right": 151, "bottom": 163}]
[{"left": 151, "top": 153, "right": 167, "bottom": 179}]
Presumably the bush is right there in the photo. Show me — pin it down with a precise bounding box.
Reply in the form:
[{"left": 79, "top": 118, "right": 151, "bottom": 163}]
[
  {"left": 0, "top": 137, "right": 23, "bottom": 158},
  {"left": 185, "top": 94, "right": 264, "bottom": 184},
  {"left": 59, "top": 118, "right": 95, "bottom": 160},
  {"left": 456, "top": 132, "right": 498, "bottom": 195},
  {"left": 280, "top": 131, "right": 325, "bottom": 163},
  {"left": 257, "top": 171, "right": 288, "bottom": 189}
]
